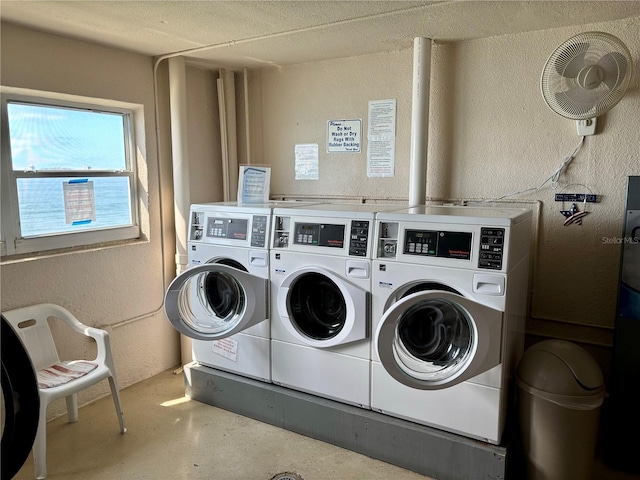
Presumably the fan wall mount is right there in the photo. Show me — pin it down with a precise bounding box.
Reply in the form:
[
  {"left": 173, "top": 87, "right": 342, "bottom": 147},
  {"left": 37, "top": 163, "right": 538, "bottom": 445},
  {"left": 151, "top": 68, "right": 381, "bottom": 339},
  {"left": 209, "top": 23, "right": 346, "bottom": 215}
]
[{"left": 541, "top": 31, "right": 633, "bottom": 135}]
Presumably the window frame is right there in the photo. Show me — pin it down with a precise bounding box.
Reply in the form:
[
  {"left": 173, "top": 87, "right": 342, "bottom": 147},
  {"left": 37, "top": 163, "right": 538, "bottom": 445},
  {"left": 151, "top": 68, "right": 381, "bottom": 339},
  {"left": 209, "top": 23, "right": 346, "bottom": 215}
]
[{"left": 1, "top": 87, "right": 142, "bottom": 258}]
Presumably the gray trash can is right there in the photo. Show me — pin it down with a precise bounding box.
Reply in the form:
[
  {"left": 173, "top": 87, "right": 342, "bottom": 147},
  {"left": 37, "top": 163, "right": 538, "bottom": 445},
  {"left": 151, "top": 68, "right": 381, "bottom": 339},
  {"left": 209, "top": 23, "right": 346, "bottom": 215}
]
[{"left": 516, "top": 339, "right": 605, "bottom": 480}]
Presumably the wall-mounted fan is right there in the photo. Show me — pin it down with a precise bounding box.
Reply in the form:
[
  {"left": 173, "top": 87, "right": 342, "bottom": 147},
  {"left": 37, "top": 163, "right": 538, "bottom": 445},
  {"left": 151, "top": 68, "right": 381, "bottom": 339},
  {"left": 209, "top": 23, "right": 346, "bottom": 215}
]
[{"left": 541, "top": 31, "right": 633, "bottom": 135}]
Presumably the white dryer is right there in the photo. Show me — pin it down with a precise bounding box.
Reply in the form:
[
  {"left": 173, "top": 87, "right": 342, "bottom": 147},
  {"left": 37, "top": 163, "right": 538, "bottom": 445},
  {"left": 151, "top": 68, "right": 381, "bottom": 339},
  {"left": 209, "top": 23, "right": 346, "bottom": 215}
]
[
  {"left": 270, "top": 203, "right": 398, "bottom": 408},
  {"left": 165, "top": 201, "right": 313, "bottom": 382},
  {"left": 371, "top": 205, "right": 532, "bottom": 444}
]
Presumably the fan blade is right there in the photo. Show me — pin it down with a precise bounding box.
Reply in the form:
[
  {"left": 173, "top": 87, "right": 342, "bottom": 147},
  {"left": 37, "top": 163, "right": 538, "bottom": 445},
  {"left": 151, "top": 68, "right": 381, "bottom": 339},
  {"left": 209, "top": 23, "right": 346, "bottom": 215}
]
[
  {"left": 555, "top": 42, "right": 589, "bottom": 78},
  {"left": 597, "top": 52, "right": 628, "bottom": 90},
  {"left": 555, "top": 88, "right": 597, "bottom": 117}
]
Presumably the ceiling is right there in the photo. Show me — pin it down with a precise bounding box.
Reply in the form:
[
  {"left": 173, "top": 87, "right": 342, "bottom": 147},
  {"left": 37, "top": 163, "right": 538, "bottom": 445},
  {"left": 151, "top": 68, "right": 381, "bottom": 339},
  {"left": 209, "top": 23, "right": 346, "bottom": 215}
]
[{"left": 2, "top": 1, "right": 640, "bottom": 69}]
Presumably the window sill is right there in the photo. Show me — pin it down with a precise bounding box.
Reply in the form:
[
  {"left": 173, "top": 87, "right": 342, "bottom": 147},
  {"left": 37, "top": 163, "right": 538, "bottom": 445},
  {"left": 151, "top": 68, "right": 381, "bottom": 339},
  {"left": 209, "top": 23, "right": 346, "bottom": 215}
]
[{"left": 0, "top": 236, "right": 150, "bottom": 265}]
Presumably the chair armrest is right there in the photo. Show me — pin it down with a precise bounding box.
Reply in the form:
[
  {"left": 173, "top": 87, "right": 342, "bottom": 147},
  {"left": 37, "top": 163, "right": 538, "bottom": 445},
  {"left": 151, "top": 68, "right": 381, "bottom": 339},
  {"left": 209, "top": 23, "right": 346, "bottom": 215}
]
[{"left": 83, "top": 327, "right": 112, "bottom": 364}]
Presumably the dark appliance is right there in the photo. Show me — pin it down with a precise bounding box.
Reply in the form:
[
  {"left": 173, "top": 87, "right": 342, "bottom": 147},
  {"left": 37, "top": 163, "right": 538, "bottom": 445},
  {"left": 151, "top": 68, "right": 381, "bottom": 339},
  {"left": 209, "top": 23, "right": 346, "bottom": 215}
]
[{"left": 605, "top": 176, "right": 640, "bottom": 472}]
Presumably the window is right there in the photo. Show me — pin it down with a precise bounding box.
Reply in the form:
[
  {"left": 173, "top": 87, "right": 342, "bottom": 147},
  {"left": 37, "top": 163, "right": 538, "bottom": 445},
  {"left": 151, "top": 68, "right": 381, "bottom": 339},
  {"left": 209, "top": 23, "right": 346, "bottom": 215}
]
[{"left": 1, "top": 88, "right": 142, "bottom": 257}]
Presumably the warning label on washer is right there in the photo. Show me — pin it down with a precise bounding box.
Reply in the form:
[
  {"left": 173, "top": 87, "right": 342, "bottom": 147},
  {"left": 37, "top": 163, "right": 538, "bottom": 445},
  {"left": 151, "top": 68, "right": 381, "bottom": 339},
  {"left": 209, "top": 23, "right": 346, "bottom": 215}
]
[{"left": 212, "top": 338, "right": 238, "bottom": 362}]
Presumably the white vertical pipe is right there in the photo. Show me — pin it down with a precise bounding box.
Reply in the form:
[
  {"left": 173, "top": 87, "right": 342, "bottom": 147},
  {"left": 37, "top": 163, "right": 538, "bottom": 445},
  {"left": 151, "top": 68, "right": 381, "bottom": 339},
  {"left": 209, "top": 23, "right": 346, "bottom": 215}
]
[
  {"left": 168, "top": 56, "right": 190, "bottom": 275},
  {"left": 217, "top": 69, "right": 239, "bottom": 201},
  {"left": 243, "top": 68, "right": 251, "bottom": 165},
  {"left": 168, "top": 56, "right": 192, "bottom": 366},
  {"left": 217, "top": 74, "right": 230, "bottom": 200},
  {"left": 223, "top": 69, "right": 239, "bottom": 200},
  {"left": 409, "top": 37, "right": 431, "bottom": 206}
]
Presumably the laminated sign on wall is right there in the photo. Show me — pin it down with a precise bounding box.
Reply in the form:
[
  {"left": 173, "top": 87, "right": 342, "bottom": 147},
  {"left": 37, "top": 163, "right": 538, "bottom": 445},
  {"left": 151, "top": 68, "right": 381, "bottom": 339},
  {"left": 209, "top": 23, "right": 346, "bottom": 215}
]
[
  {"left": 327, "top": 119, "right": 362, "bottom": 153},
  {"left": 367, "top": 99, "right": 396, "bottom": 177},
  {"left": 295, "top": 143, "right": 319, "bottom": 180}
]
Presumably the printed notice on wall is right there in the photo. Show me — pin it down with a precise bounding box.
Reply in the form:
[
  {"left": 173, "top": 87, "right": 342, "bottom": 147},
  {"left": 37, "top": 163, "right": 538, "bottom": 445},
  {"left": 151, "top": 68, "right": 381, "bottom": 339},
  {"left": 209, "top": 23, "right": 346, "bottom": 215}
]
[
  {"left": 327, "top": 119, "right": 362, "bottom": 153},
  {"left": 63, "top": 179, "right": 96, "bottom": 225},
  {"left": 295, "top": 143, "right": 319, "bottom": 180},
  {"left": 367, "top": 99, "right": 397, "bottom": 177}
]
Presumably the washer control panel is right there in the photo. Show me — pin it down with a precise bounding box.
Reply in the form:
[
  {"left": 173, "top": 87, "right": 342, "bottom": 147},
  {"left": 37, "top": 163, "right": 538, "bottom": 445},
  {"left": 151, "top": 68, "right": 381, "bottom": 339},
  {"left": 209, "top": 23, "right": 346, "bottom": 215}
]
[
  {"left": 250, "top": 215, "right": 268, "bottom": 247},
  {"left": 293, "top": 223, "right": 345, "bottom": 248},
  {"left": 404, "top": 230, "right": 472, "bottom": 260},
  {"left": 189, "top": 210, "right": 268, "bottom": 247},
  {"left": 205, "top": 217, "right": 248, "bottom": 241},
  {"left": 349, "top": 220, "right": 370, "bottom": 257},
  {"left": 272, "top": 216, "right": 370, "bottom": 256},
  {"left": 376, "top": 218, "right": 516, "bottom": 271},
  {"left": 479, "top": 227, "right": 504, "bottom": 270}
]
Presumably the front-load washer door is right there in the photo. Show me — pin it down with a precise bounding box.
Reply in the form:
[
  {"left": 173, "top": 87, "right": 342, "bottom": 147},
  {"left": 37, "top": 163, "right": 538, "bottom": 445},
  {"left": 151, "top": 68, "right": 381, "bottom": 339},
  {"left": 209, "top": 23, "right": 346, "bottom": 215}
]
[
  {"left": 278, "top": 267, "right": 368, "bottom": 347},
  {"left": 376, "top": 291, "right": 502, "bottom": 390},
  {"left": 165, "top": 264, "right": 268, "bottom": 341}
]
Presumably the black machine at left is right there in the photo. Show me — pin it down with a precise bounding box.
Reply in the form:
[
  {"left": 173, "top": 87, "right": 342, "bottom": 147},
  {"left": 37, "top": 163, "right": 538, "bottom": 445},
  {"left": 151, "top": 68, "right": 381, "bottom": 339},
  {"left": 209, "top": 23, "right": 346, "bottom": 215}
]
[{"left": 1, "top": 314, "right": 40, "bottom": 479}]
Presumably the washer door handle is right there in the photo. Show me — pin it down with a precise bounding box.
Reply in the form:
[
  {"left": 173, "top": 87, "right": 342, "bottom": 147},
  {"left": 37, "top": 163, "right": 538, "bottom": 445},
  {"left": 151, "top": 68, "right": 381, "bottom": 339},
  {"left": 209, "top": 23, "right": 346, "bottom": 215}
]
[
  {"left": 346, "top": 259, "right": 370, "bottom": 279},
  {"left": 249, "top": 250, "right": 268, "bottom": 267},
  {"left": 473, "top": 274, "right": 505, "bottom": 296}
]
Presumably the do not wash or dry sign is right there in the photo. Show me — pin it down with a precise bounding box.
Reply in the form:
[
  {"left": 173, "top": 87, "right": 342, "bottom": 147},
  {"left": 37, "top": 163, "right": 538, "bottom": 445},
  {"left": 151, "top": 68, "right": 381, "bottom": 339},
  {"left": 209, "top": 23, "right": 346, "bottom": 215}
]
[{"left": 327, "top": 119, "right": 361, "bottom": 153}]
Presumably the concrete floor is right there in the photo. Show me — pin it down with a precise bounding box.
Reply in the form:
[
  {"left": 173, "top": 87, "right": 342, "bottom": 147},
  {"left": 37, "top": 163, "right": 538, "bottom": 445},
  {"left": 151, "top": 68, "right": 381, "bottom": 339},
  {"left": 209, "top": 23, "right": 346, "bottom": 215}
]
[
  {"left": 14, "top": 368, "right": 432, "bottom": 480},
  {"left": 14, "top": 367, "right": 640, "bottom": 480}
]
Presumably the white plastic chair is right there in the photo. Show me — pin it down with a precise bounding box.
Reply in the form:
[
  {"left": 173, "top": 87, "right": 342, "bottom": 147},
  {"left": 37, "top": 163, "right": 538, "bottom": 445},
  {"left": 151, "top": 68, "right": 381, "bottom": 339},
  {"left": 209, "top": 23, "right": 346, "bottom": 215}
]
[{"left": 3, "top": 303, "right": 126, "bottom": 479}]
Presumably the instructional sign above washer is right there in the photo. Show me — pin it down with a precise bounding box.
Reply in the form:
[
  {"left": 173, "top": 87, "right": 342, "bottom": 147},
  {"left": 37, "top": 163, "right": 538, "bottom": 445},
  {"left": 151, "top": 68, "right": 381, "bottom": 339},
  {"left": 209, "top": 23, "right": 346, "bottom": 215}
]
[{"left": 327, "top": 119, "right": 362, "bottom": 153}]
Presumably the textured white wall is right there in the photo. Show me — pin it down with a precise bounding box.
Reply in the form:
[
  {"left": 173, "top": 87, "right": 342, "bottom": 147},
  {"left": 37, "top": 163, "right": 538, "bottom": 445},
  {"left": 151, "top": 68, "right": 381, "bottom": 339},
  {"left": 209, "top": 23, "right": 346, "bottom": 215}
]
[
  {"left": 254, "top": 49, "right": 414, "bottom": 199},
  {"left": 252, "top": 16, "right": 640, "bottom": 360},
  {"left": 427, "top": 18, "right": 640, "bottom": 343}
]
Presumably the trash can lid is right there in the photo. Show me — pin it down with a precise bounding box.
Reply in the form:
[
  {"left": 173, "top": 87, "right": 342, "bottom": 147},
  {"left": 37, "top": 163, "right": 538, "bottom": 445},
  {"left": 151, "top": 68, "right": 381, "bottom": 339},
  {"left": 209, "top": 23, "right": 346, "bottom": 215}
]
[{"left": 516, "top": 339, "right": 604, "bottom": 396}]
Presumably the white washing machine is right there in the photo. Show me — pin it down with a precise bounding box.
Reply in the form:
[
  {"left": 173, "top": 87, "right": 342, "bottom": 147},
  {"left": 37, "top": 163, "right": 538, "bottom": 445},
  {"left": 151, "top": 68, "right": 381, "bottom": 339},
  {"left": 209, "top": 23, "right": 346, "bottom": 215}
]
[
  {"left": 371, "top": 205, "right": 532, "bottom": 444},
  {"left": 164, "top": 201, "right": 314, "bottom": 382},
  {"left": 270, "top": 203, "right": 400, "bottom": 408}
]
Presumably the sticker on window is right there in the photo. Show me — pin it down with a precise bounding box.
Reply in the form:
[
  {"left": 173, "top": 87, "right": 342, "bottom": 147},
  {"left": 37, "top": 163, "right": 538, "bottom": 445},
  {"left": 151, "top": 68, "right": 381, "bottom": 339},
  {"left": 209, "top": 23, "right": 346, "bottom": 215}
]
[{"left": 63, "top": 179, "right": 96, "bottom": 225}]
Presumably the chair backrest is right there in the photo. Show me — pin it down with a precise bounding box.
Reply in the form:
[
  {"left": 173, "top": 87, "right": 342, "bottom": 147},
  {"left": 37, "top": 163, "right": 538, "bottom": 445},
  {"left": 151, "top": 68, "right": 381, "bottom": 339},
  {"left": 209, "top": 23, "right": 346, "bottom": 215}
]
[{"left": 3, "top": 305, "right": 61, "bottom": 371}]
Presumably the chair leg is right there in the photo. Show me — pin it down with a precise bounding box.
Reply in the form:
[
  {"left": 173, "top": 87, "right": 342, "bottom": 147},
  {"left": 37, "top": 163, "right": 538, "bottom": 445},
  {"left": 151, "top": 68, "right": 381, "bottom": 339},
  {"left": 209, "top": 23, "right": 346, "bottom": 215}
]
[
  {"left": 108, "top": 376, "right": 127, "bottom": 434},
  {"left": 65, "top": 393, "right": 79, "bottom": 423},
  {"left": 34, "top": 403, "right": 48, "bottom": 479}
]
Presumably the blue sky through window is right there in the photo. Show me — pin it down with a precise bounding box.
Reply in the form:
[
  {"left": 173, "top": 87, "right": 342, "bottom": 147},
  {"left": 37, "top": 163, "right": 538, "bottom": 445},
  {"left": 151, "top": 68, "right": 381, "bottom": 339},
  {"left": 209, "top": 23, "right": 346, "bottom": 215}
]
[{"left": 7, "top": 102, "right": 126, "bottom": 171}]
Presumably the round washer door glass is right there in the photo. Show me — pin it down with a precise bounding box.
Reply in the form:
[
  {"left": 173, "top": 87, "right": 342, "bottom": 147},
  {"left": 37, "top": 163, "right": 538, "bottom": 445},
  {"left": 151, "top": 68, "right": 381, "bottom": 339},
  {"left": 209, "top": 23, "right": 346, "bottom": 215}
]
[
  {"left": 288, "top": 272, "right": 347, "bottom": 340},
  {"left": 393, "top": 298, "right": 474, "bottom": 382},
  {"left": 177, "top": 269, "right": 246, "bottom": 335}
]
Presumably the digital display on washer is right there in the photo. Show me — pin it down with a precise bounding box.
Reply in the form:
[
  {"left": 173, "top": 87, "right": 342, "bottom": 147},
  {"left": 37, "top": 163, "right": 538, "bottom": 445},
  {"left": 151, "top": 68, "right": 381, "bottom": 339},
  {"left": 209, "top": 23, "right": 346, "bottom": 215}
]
[
  {"left": 294, "top": 223, "right": 345, "bottom": 248},
  {"left": 404, "top": 230, "right": 472, "bottom": 260},
  {"left": 206, "top": 217, "right": 248, "bottom": 240}
]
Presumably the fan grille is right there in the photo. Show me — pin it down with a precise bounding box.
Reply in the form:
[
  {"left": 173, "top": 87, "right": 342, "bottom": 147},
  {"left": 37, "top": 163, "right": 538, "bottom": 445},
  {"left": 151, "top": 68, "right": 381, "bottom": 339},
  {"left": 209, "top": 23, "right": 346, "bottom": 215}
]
[{"left": 541, "top": 31, "right": 632, "bottom": 120}]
